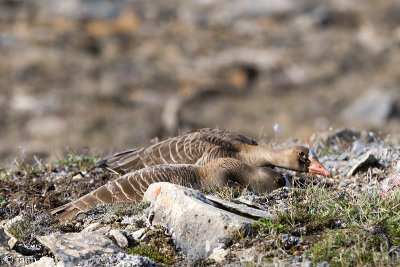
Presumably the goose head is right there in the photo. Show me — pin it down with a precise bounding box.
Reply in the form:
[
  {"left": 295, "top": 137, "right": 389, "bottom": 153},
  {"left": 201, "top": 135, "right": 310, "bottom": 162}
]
[
  {"left": 288, "top": 146, "right": 332, "bottom": 177},
  {"left": 249, "top": 167, "right": 287, "bottom": 193}
]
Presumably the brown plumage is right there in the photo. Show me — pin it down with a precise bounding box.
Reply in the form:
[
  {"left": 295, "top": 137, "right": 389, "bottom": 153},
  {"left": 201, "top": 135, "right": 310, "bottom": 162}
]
[
  {"left": 51, "top": 158, "right": 286, "bottom": 219},
  {"left": 98, "top": 128, "right": 331, "bottom": 177}
]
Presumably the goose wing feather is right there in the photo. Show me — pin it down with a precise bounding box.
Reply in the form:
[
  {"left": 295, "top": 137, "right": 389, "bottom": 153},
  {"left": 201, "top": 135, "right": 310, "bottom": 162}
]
[
  {"left": 51, "top": 164, "right": 200, "bottom": 219},
  {"left": 98, "top": 128, "right": 259, "bottom": 174}
]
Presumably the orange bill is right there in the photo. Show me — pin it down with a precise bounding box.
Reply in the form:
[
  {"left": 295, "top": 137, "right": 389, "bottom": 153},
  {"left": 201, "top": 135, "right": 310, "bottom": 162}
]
[{"left": 308, "top": 157, "right": 332, "bottom": 177}]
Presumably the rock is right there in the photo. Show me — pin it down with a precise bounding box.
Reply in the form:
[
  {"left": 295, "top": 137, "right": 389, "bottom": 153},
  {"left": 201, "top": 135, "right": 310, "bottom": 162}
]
[
  {"left": 205, "top": 195, "right": 274, "bottom": 220},
  {"left": 340, "top": 90, "right": 397, "bottom": 126},
  {"left": 357, "top": 25, "right": 387, "bottom": 54},
  {"left": 351, "top": 140, "right": 366, "bottom": 153},
  {"left": 208, "top": 247, "right": 229, "bottom": 263},
  {"left": 280, "top": 234, "right": 302, "bottom": 250},
  {"left": 81, "top": 222, "right": 102, "bottom": 233},
  {"left": 72, "top": 173, "right": 84, "bottom": 181},
  {"left": 327, "top": 128, "right": 360, "bottom": 144},
  {"left": 179, "top": 0, "right": 296, "bottom": 26},
  {"left": 0, "top": 227, "right": 13, "bottom": 265},
  {"left": 109, "top": 229, "right": 129, "bottom": 249},
  {"left": 11, "top": 93, "right": 44, "bottom": 115},
  {"left": 1, "top": 222, "right": 42, "bottom": 267},
  {"left": 347, "top": 152, "right": 381, "bottom": 177},
  {"left": 233, "top": 195, "right": 266, "bottom": 210},
  {"left": 121, "top": 215, "right": 150, "bottom": 229},
  {"left": 0, "top": 254, "right": 39, "bottom": 267},
  {"left": 293, "top": 226, "right": 307, "bottom": 236},
  {"left": 7, "top": 235, "right": 18, "bottom": 249},
  {"left": 380, "top": 173, "right": 400, "bottom": 197},
  {"left": 129, "top": 228, "right": 146, "bottom": 241},
  {"left": 143, "top": 182, "right": 257, "bottom": 259},
  {"left": 338, "top": 179, "right": 352, "bottom": 188},
  {"left": 93, "top": 226, "right": 112, "bottom": 235},
  {"left": 395, "top": 160, "right": 400, "bottom": 172},
  {"left": 26, "top": 257, "right": 56, "bottom": 267},
  {"left": 77, "top": 252, "right": 159, "bottom": 267},
  {"left": 230, "top": 246, "right": 264, "bottom": 264},
  {"left": 139, "top": 233, "right": 149, "bottom": 242},
  {"left": 3, "top": 215, "right": 23, "bottom": 249},
  {"left": 36, "top": 232, "right": 123, "bottom": 266}
]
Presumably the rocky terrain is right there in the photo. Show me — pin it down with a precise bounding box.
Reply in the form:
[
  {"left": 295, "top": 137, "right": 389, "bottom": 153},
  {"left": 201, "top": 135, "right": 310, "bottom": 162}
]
[
  {"left": 1, "top": 0, "right": 400, "bottom": 266},
  {"left": 0, "top": 129, "right": 400, "bottom": 266},
  {"left": 1, "top": 0, "right": 400, "bottom": 165}
]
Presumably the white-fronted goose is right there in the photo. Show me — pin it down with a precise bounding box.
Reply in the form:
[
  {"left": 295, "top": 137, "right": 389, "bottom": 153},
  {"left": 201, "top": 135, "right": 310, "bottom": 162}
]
[
  {"left": 98, "top": 128, "right": 331, "bottom": 177},
  {"left": 52, "top": 158, "right": 286, "bottom": 219}
]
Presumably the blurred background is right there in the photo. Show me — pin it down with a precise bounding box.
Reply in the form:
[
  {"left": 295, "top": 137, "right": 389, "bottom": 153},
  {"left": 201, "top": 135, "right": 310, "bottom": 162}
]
[{"left": 1, "top": 0, "right": 400, "bottom": 165}]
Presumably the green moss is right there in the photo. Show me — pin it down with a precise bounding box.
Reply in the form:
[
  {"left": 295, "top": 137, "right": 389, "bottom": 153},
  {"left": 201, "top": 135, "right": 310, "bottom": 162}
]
[
  {"left": 265, "top": 257, "right": 274, "bottom": 263},
  {"left": 112, "top": 201, "right": 151, "bottom": 217},
  {"left": 8, "top": 218, "right": 35, "bottom": 241},
  {"left": 8, "top": 213, "right": 65, "bottom": 242},
  {"left": 55, "top": 154, "right": 101, "bottom": 172},
  {"left": 126, "top": 245, "right": 169, "bottom": 264},
  {"left": 254, "top": 217, "right": 288, "bottom": 234}
]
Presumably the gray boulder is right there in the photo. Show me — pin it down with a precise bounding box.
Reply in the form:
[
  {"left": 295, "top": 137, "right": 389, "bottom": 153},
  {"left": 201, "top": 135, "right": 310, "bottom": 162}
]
[
  {"left": 26, "top": 257, "right": 56, "bottom": 267},
  {"left": 205, "top": 195, "right": 274, "bottom": 220},
  {"left": 143, "top": 182, "right": 267, "bottom": 259},
  {"left": 36, "top": 232, "right": 123, "bottom": 267},
  {"left": 77, "top": 252, "right": 159, "bottom": 267},
  {"left": 347, "top": 151, "right": 381, "bottom": 177},
  {"left": 109, "top": 230, "right": 129, "bottom": 249}
]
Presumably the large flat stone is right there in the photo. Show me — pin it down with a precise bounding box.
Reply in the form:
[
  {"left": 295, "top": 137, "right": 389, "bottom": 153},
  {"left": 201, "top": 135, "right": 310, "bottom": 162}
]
[
  {"left": 36, "top": 232, "right": 123, "bottom": 267},
  {"left": 205, "top": 194, "right": 274, "bottom": 220},
  {"left": 143, "top": 182, "right": 259, "bottom": 259}
]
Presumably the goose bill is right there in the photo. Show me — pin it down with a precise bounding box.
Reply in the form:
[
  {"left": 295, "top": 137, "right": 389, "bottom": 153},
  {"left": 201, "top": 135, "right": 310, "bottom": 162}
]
[{"left": 308, "top": 157, "right": 332, "bottom": 177}]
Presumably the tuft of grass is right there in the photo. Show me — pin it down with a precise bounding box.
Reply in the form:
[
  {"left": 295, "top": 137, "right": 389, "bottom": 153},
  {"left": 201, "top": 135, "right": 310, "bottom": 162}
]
[
  {"left": 8, "top": 212, "right": 62, "bottom": 241},
  {"left": 254, "top": 184, "right": 400, "bottom": 265},
  {"left": 8, "top": 218, "right": 35, "bottom": 242},
  {"left": 1, "top": 164, "right": 45, "bottom": 181},
  {"left": 1, "top": 153, "right": 101, "bottom": 180},
  {"left": 254, "top": 217, "right": 288, "bottom": 234},
  {"left": 307, "top": 229, "right": 396, "bottom": 266},
  {"left": 271, "top": 186, "right": 400, "bottom": 237},
  {"left": 0, "top": 196, "right": 5, "bottom": 205},
  {"left": 126, "top": 245, "right": 169, "bottom": 264},
  {"left": 200, "top": 186, "right": 246, "bottom": 202},
  {"left": 54, "top": 154, "right": 101, "bottom": 172}
]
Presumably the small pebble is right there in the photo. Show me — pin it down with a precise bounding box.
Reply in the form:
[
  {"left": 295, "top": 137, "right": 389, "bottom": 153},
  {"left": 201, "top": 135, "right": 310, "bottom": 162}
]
[
  {"left": 72, "top": 173, "right": 83, "bottom": 182},
  {"left": 109, "top": 229, "right": 129, "bottom": 248},
  {"left": 81, "top": 222, "right": 101, "bottom": 233},
  {"left": 129, "top": 228, "right": 146, "bottom": 240},
  {"left": 338, "top": 179, "right": 351, "bottom": 188}
]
